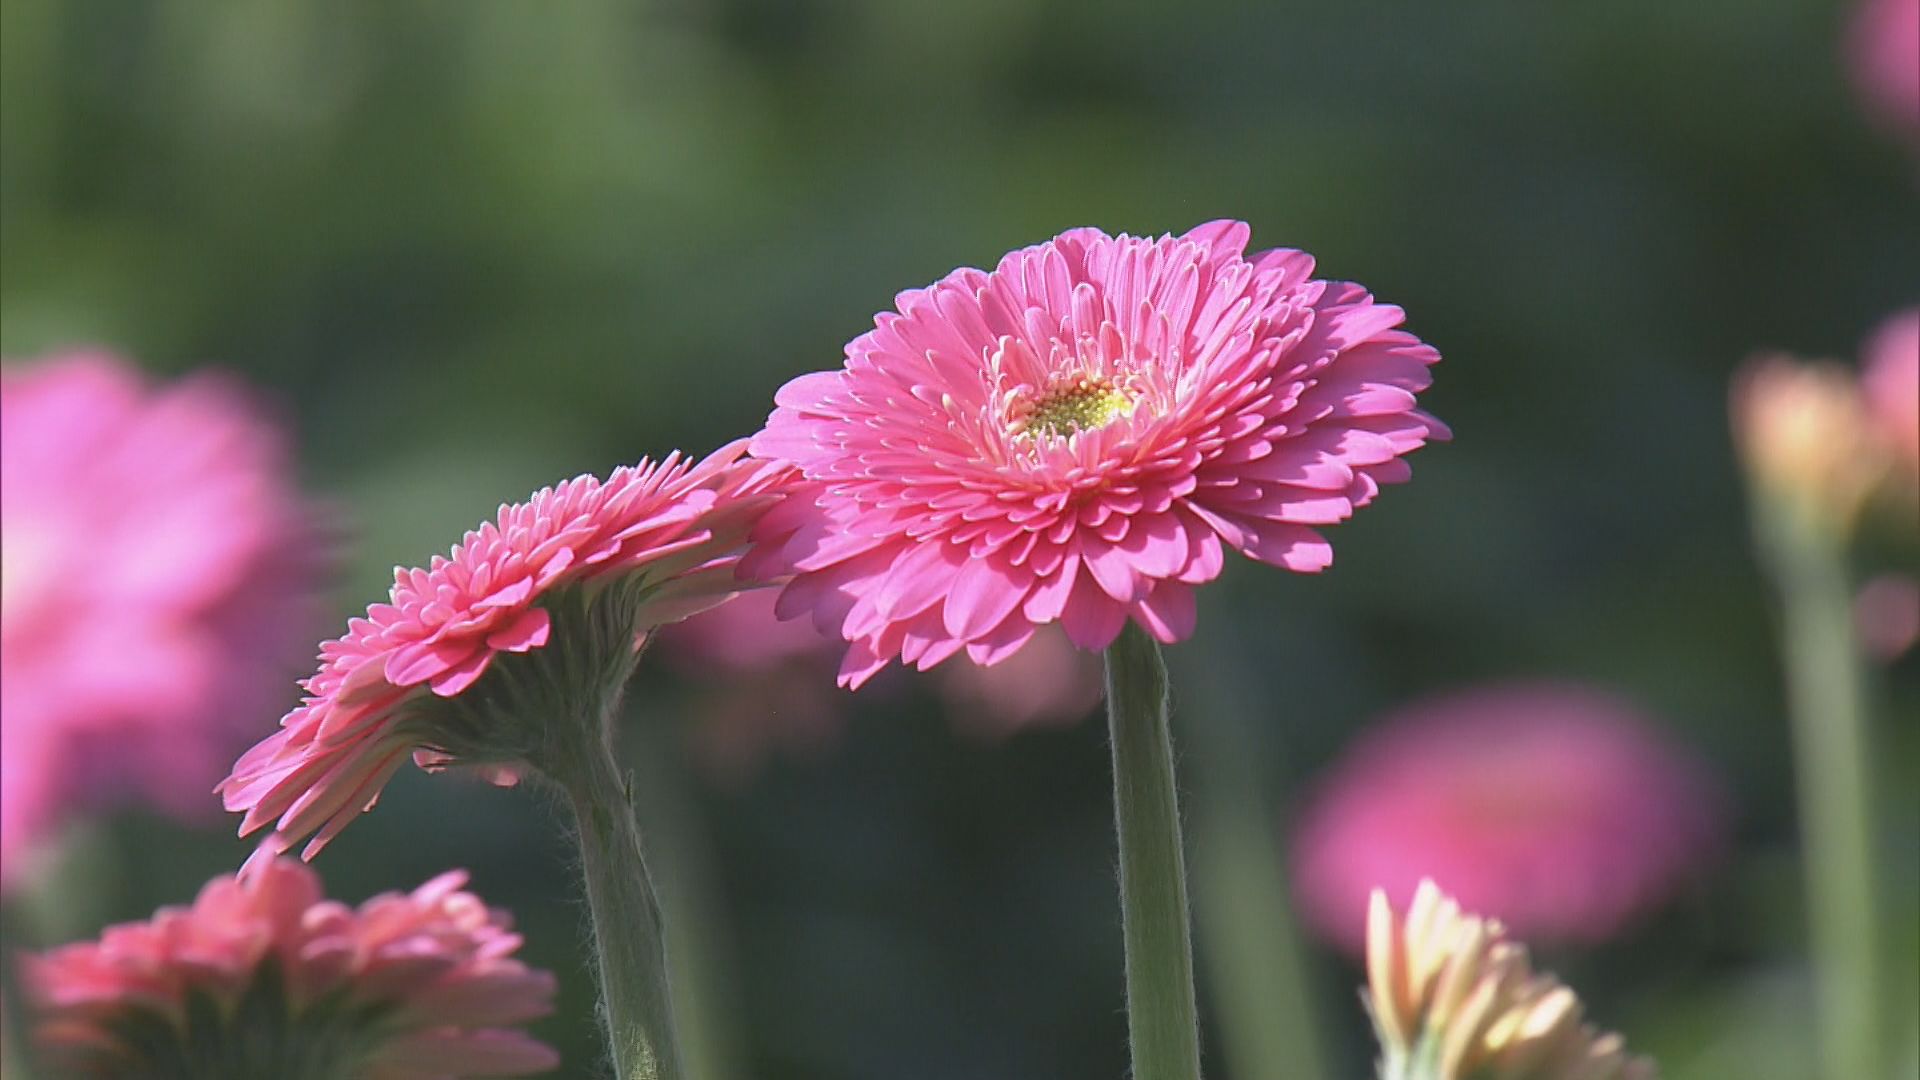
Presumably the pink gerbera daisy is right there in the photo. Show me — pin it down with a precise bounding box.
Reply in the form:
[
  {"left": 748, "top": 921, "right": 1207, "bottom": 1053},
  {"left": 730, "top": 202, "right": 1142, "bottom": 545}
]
[
  {"left": 1292, "top": 682, "right": 1722, "bottom": 952},
  {"left": 25, "top": 859, "right": 558, "bottom": 1079},
  {"left": 745, "top": 221, "right": 1446, "bottom": 686},
  {"left": 219, "top": 443, "right": 789, "bottom": 872},
  {"left": 1, "top": 352, "right": 323, "bottom": 891}
]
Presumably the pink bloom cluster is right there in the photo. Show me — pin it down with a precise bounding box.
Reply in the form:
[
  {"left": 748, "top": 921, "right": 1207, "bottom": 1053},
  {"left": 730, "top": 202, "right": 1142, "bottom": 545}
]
[
  {"left": 748, "top": 222, "right": 1445, "bottom": 686},
  {"left": 1292, "top": 682, "right": 1722, "bottom": 952},
  {"left": 220, "top": 443, "right": 789, "bottom": 871},
  {"left": 27, "top": 859, "right": 557, "bottom": 1078},
  {"left": 1, "top": 353, "right": 322, "bottom": 890}
]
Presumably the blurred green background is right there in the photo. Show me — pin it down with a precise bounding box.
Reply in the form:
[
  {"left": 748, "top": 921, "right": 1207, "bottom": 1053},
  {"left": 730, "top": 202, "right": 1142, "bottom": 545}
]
[{"left": 3, "top": 1, "right": 1916, "bottom": 1077}]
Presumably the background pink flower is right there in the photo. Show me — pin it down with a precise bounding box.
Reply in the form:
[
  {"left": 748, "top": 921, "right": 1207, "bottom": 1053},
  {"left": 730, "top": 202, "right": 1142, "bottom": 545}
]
[
  {"left": 26, "top": 859, "right": 558, "bottom": 1078},
  {"left": 220, "top": 444, "right": 789, "bottom": 870},
  {"left": 747, "top": 221, "right": 1445, "bottom": 686},
  {"left": 1848, "top": 0, "right": 1920, "bottom": 142},
  {"left": 1861, "top": 308, "right": 1918, "bottom": 480},
  {"left": 936, "top": 625, "right": 1103, "bottom": 739},
  {"left": 0, "top": 352, "right": 324, "bottom": 891},
  {"left": 1291, "top": 681, "right": 1722, "bottom": 952}
]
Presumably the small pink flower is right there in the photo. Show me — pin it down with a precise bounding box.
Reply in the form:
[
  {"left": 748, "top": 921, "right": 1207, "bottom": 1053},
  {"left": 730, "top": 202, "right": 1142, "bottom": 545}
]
[
  {"left": 220, "top": 444, "right": 790, "bottom": 873},
  {"left": 1, "top": 352, "right": 324, "bottom": 891},
  {"left": 1292, "top": 682, "right": 1721, "bottom": 952},
  {"left": 747, "top": 222, "right": 1445, "bottom": 686},
  {"left": 26, "top": 859, "right": 558, "bottom": 1078},
  {"left": 1856, "top": 572, "right": 1920, "bottom": 660},
  {"left": 662, "top": 586, "right": 841, "bottom": 674},
  {"left": 1848, "top": 0, "right": 1920, "bottom": 143},
  {"left": 1861, "top": 309, "right": 1918, "bottom": 481}
]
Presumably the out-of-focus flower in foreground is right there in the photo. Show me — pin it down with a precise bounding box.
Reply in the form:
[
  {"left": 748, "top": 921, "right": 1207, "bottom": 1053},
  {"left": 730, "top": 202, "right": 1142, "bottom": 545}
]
[
  {"left": 747, "top": 221, "right": 1445, "bottom": 687},
  {"left": 0, "top": 352, "right": 324, "bottom": 891},
  {"left": 25, "top": 859, "right": 558, "bottom": 1079},
  {"left": 1366, "top": 879, "right": 1656, "bottom": 1080},
  {"left": 219, "top": 443, "right": 789, "bottom": 873},
  {"left": 1293, "top": 682, "right": 1720, "bottom": 952},
  {"left": 1847, "top": 0, "right": 1920, "bottom": 143}
]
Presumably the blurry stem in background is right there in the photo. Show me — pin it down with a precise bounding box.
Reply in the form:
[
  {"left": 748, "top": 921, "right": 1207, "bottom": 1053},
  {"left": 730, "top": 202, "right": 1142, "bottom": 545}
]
[
  {"left": 551, "top": 714, "right": 687, "bottom": 1080},
  {"left": 1755, "top": 497, "right": 1886, "bottom": 1080},
  {"left": 627, "top": 712, "right": 745, "bottom": 1080},
  {"left": 3, "top": 912, "right": 41, "bottom": 1080},
  {"left": 1104, "top": 623, "right": 1203, "bottom": 1080},
  {"left": 1176, "top": 650, "right": 1330, "bottom": 1080}
]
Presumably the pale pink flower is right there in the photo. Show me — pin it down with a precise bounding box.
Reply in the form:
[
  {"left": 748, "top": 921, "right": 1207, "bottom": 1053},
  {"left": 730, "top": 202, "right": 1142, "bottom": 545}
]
[
  {"left": 937, "top": 625, "right": 1104, "bottom": 739},
  {"left": 219, "top": 444, "right": 790, "bottom": 872},
  {"left": 1848, "top": 0, "right": 1920, "bottom": 142},
  {"left": 747, "top": 221, "right": 1445, "bottom": 686},
  {"left": 0, "top": 352, "right": 323, "bottom": 890},
  {"left": 26, "top": 859, "right": 558, "bottom": 1078},
  {"left": 1292, "top": 682, "right": 1721, "bottom": 952},
  {"left": 1855, "top": 572, "right": 1920, "bottom": 660},
  {"left": 1861, "top": 309, "right": 1918, "bottom": 482},
  {"left": 662, "top": 586, "right": 840, "bottom": 674}
]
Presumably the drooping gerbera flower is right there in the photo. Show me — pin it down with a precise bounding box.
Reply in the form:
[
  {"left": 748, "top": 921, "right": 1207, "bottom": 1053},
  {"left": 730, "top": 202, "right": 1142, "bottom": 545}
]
[
  {"left": 1292, "top": 682, "right": 1720, "bottom": 953},
  {"left": 745, "top": 221, "right": 1446, "bottom": 686},
  {"left": 0, "top": 352, "right": 324, "bottom": 891},
  {"left": 219, "top": 442, "right": 789, "bottom": 872},
  {"left": 26, "top": 859, "right": 558, "bottom": 1079},
  {"left": 1365, "top": 879, "right": 1656, "bottom": 1080}
]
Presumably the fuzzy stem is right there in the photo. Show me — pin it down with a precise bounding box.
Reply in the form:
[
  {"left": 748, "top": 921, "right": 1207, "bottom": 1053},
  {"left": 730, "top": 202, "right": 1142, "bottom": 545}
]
[
  {"left": 555, "top": 731, "right": 685, "bottom": 1080},
  {"left": 1104, "top": 622, "right": 1203, "bottom": 1080},
  {"left": 1757, "top": 501, "right": 1885, "bottom": 1080}
]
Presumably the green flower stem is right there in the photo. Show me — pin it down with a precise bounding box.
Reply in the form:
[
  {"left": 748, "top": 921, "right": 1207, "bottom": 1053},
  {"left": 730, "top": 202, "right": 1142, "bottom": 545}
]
[
  {"left": 554, "top": 728, "right": 686, "bottom": 1080},
  {"left": 1175, "top": 641, "right": 1329, "bottom": 1080},
  {"left": 1104, "top": 622, "right": 1203, "bottom": 1080},
  {"left": 1757, "top": 501, "right": 1886, "bottom": 1080}
]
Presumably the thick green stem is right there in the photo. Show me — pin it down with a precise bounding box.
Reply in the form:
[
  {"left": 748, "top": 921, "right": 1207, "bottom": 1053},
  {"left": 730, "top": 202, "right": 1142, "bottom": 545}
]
[
  {"left": 1104, "top": 623, "right": 1203, "bottom": 1080},
  {"left": 1759, "top": 505, "right": 1885, "bottom": 1080},
  {"left": 556, "top": 733, "right": 685, "bottom": 1080}
]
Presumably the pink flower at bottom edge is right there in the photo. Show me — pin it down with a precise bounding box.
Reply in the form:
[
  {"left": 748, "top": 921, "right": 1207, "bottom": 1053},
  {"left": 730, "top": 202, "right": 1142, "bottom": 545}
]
[
  {"left": 746, "top": 221, "right": 1445, "bottom": 688},
  {"left": 25, "top": 859, "right": 558, "bottom": 1079},
  {"left": 1291, "top": 681, "right": 1723, "bottom": 953}
]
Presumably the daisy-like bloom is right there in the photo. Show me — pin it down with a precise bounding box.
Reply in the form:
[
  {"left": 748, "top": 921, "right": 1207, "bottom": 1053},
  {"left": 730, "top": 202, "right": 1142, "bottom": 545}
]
[
  {"left": 1, "top": 352, "right": 323, "bottom": 891},
  {"left": 746, "top": 221, "right": 1445, "bottom": 686},
  {"left": 219, "top": 442, "right": 789, "bottom": 872},
  {"left": 936, "top": 625, "right": 1104, "bottom": 739},
  {"left": 1366, "top": 879, "right": 1656, "bottom": 1080},
  {"left": 25, "top": 859, "right": 557, "bottom": 1079},
  {"left": 1292, "top": 682, "right": 1720, "bottom": 952}
]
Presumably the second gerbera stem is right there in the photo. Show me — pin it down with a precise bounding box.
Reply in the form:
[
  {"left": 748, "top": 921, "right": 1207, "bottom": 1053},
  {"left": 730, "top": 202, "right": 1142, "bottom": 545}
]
[
  {"left": 558, "top": 727, "right": 686, "bottom": 1080},
  {"left": 1104, "top": 623, "right": 1203, "bottom": 1080}
]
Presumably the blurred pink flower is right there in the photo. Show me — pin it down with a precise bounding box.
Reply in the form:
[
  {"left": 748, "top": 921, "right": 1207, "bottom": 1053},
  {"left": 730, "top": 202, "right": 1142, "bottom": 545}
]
[
  {"left": 1861, "top": 309, "right": 1918, "bottom": 481},
  {"left": 0, "top": 352, "right": 323, "bottom": 891},
  {"left": 937, "top": 625, "right": 1103, "bottom": 739},
  {"left": 661, "top": 586, "right": 839, "bottom": 673},
  {"left": 26, "top": 859, "right": 557, "bottom": 1078},
  {"left": 1292, "top": 682, "right": 1721, "bottom": 952},
  {"left": 1856, "top": 572, "right": 1920, "bottom": 659},
  {"left": 220, "top": 444, "right": 789, "bottom": 873},
  {"left": 1848, "top": 0, "right": 1920, "bottom": 142},
  {"left": 747, "top": 221, "right": 1445, "bottom": 687}
]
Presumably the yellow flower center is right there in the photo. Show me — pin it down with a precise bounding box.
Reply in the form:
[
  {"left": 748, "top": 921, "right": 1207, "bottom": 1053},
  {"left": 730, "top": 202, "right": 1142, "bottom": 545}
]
[{"left": 1010, "top": 375, "right": 1134, "bottom": 438}]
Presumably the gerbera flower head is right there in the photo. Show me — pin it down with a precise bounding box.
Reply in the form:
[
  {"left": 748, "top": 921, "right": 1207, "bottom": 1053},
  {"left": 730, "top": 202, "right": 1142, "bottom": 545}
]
[
  {"left": 747, "top": 221, "right": 1446, "bottom": 686},
  {"left": 1, "top": 351, "right": 324, "bottom": 891},
  {"left": 25, "top": 859, "right": 558, "bottom": 1079},
  {"left": 219, "top": 443, "right": 789, "bottom": 873},
  {"left": 1292, "top": 682, "right": 1721, "bottom": 952},
  {"left": 1861, "top": 309, "right": 1919, "bottom": 485},
  {"left": 1366, "top": 879, "right": 1657, "bottom": 1080},
  {"left": 1847, "top": 0, "right": 1920, "bottom": 143}
]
